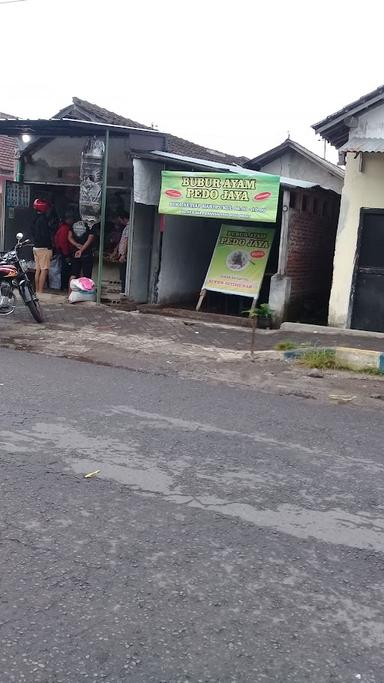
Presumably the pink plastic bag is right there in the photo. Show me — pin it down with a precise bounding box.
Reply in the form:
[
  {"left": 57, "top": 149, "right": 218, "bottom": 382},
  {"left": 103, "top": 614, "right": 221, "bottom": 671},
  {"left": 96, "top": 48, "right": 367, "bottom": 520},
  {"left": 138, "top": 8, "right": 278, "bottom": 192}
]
[{"left": 70, "top": 277, "right": 95, "bottom": 292}]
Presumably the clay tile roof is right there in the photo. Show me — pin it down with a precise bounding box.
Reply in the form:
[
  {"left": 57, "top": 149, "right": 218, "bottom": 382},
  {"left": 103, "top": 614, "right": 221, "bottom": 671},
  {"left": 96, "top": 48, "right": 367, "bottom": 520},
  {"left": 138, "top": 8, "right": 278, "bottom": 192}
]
[
  {"left": 54, "top": 97, "right": 248, "bottom": 166},
  {"left": 0, "top": 113, "right": 17, "bottom": 175}
]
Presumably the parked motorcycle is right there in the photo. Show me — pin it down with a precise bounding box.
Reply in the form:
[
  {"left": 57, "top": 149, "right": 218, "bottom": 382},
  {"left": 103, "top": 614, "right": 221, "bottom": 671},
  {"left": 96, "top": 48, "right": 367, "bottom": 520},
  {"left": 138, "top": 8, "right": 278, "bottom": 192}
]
[{"left": 0, "top": 232, "right": 44, "bottom": 323}]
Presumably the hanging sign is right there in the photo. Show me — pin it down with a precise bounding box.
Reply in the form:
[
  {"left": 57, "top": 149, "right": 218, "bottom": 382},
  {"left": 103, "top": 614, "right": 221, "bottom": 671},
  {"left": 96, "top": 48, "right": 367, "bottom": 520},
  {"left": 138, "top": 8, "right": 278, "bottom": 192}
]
[
  {"left": 159, "top": 171, "right": 280, "bottom": 223},
  {"left": 202, "top": 224, "right": 275, "bottom": 298}
]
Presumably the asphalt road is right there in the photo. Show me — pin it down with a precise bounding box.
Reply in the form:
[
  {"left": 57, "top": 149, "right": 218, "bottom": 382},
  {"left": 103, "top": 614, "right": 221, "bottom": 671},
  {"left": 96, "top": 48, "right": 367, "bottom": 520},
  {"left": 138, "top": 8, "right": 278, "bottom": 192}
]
[{"left": 1, "top": 348, "right": 384, "bottom": 682}]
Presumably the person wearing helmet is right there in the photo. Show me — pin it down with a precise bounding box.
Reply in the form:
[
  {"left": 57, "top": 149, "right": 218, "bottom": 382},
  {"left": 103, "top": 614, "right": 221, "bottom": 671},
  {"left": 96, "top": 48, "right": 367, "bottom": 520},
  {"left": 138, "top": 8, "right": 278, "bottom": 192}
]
[{"left": 31, "top": 198, "right": 53, "bottom": 293}]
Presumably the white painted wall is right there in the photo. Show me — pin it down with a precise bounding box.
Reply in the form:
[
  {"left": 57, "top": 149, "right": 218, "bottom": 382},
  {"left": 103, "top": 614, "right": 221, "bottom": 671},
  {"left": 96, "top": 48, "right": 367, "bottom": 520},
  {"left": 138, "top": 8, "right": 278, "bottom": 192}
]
[
  {"left": 351, "top": 102, "right": 384, "bottom": 138},
  {"left": 157, "top": 216, "right": 219, "bottom": 305},
  {"left": 259, "top": 154, "right": 291, "bottom": 178},
  {"left": 129, "top": 203, "right": 156, "bottom": 303},
  {"left": 328, "top": 152, "right": 384, "bottom": 327},
  {"left": 259, "top": 151, "right": 343, "bottom": 194}
]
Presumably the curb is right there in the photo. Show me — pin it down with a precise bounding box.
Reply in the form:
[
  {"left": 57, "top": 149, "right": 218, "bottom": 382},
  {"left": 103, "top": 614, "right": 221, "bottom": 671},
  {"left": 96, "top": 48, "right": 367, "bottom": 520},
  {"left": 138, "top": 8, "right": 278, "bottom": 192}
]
[
  {"left": 280, "top": 322, "right": 384, "bottom": 340},
  {"left": 283, "top": 346, "right": 384, "bottom": 372}
]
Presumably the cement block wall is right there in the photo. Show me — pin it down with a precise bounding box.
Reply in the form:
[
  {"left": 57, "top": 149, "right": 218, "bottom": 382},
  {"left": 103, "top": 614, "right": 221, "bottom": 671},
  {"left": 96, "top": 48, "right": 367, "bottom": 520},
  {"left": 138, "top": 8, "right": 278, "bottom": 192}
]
[{"left": 286, "top": 188, "right": 339, "bottom": 323}]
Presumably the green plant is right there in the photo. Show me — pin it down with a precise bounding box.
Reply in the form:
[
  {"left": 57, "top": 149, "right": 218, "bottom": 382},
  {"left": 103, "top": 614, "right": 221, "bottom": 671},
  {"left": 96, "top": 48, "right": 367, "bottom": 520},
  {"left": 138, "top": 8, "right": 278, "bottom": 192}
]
[
  {"left": 274, "top": 340, "right": 298, "bottom": 351},
  {"left": 294, "top": 349, "right": 384, "bottom": 375},
  {"left": 255, "top": 303, "right": 273, "bottom": 317},
  {"left": 299, "top": 349, "right": 337, "bottom": 369}
]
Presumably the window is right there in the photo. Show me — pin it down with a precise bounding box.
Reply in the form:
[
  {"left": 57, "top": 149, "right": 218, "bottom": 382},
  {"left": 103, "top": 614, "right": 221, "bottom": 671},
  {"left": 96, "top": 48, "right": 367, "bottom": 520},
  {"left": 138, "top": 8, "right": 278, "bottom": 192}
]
[
  {"left": 289, "top": 192, "right": 297, "bottom": 209},
  {"left": 313, "top": 198, "right": 318, "bottom": 215},
  {"left": 322, "top": 201, "right": 329, "bottom": 217},
  {"left": 301, "top": 194, "right": 308, "bottom": 212}
]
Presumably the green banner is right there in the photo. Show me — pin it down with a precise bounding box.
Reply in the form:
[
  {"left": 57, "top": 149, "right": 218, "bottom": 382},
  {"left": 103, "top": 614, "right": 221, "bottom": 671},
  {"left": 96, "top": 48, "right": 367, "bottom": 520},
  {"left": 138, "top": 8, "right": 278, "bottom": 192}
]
[
  {"left": 202, "top": 224, "right": 275, "bottom": 298},
  {"left": 159, "top": 171, "right": 280, "bottom": 222}
]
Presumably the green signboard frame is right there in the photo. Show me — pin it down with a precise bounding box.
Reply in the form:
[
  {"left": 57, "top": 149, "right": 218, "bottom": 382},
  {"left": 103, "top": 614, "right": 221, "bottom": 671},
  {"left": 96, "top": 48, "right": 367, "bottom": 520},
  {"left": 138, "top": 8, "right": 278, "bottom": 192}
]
[
  {"left": 159, "top": 171, "right": 280, "bottom": 223},
  {"left": 201, "top": 224, "right": 275, "bottom": 299}
]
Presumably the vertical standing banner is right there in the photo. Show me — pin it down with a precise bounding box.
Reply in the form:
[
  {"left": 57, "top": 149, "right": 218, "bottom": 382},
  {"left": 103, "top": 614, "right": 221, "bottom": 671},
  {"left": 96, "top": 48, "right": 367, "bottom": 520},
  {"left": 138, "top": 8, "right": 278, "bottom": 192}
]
[
  {"left": 79, "top": 137, "right": 105, "bottom": 228},
  {"left": 202, "top": 225, "right": 275, "bottom": 298},
  {"left": 159, "top": 171, "right": 280, "bottom": 222}
]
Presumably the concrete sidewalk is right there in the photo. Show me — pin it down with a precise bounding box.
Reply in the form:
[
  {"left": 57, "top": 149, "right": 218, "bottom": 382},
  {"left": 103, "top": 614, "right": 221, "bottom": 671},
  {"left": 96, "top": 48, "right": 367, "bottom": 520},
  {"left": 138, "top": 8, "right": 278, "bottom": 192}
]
[
  {"left": 4, "top": 294, "right": 384, "bottom": 352},
  {"left": 3, "top": 296, "right": 384, "bottom": 408}
]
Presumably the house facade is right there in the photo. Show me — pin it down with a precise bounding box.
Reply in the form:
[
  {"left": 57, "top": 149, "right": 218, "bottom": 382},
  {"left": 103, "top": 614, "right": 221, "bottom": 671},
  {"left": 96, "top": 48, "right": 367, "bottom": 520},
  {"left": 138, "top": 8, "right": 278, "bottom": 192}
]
[
  {"left": 243, "top": 138, "right": 342, "bottom": 323},
  {"left": 314, "top": 84, "right": 384, "bottom": 331},
  {"left": 243, "top": 138, "right": 344, "bottom": 194}
]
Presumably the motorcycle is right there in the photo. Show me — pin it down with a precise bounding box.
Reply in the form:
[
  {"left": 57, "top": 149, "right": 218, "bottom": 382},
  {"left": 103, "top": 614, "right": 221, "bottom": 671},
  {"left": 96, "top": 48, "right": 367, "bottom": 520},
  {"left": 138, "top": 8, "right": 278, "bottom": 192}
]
[{"left": 0, "top": 232, "right": 44, "bottom": 323}]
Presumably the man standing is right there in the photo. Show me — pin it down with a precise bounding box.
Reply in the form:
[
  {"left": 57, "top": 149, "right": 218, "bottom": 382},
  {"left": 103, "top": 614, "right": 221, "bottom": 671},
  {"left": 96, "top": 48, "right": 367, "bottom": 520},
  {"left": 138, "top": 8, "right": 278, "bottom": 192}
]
[
  {"left": 31, "top": 198, "right": 53, "bottom": 294},
  {"left": 68, "top": 220, "right": 96, "bottom": 279},
  {"left": 116, "top": 210, "right": 130, "bottom": 294}
]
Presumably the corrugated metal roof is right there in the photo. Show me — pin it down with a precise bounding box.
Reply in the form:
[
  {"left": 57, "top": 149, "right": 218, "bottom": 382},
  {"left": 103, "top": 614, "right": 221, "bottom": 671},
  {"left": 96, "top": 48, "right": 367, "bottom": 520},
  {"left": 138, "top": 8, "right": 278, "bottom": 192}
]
[
  {"left": 313, "top": 85, "right": 384, "bottom": 131},
  {"left": 150, "top": 150, "right": 243, "bottom": 172},
  {"left": 339, "top": 137, "right": 384, "bottom": 153},
  {"left": 0, "top": 117, "right": 165, "bottom": 139}
]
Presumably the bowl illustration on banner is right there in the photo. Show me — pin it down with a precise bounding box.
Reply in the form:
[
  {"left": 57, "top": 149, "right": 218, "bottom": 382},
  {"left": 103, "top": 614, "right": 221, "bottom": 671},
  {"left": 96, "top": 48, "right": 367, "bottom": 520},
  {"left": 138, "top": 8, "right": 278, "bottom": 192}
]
[
  {"left": 226, "top": 250, "right": 249, "bottom": 271},
  {"left": 254, "top": 191, "right": 271, "bottom": 201},
  {"left": 165, "top": 189, "right": 182, "bottom": 198}
]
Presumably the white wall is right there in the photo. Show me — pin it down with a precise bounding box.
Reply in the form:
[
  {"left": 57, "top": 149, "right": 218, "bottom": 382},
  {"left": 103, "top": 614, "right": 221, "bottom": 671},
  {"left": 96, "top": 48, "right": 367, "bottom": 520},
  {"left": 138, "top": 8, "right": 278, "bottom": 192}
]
[
  {"left": 328, "top": 152, "right": 384, "bottom": 327},
  {"left": 259, "top": 151, "right": 343, "bottom": 193},
  {"left": 351, "top": 102, "right": 384, "bottom": 138},
  {"left": 129, "top": 203, "right": 156, "bottom": 303},
  {"left": 258, "top": 153, "right": 291, "bottom": 178},
  {"left": 157, "top": 216, "right": 219, "bottom": 305}
]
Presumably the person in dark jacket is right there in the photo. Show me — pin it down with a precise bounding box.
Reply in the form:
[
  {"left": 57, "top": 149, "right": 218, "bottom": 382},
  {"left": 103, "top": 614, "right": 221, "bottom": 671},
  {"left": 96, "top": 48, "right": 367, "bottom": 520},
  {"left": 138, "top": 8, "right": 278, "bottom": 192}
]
[
  {"left": 31, "top": 198, "right": 53, "bottom": 293},
  {"left": 68, "top": 220, "right": 96, "bottom": 279}
]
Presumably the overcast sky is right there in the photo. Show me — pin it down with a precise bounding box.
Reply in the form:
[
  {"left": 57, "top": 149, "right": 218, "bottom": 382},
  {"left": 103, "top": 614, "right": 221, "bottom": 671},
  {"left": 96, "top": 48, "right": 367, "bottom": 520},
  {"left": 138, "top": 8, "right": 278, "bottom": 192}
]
[{"left": 1, "top": 0, "right": 384, "bottom": 163}]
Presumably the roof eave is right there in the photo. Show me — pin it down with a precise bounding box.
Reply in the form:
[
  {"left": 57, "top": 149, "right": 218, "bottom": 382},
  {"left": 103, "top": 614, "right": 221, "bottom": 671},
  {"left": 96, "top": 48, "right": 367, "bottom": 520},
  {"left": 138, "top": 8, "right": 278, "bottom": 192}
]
[
  {"left": 245, "top": 138, "right": 344, "bottom": 177},
  {"left": 245, "top": 140, "right": 291, "bottom": 169},
  {"left": 312, "top": 90, "right": 384, "bottom": 148}
]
